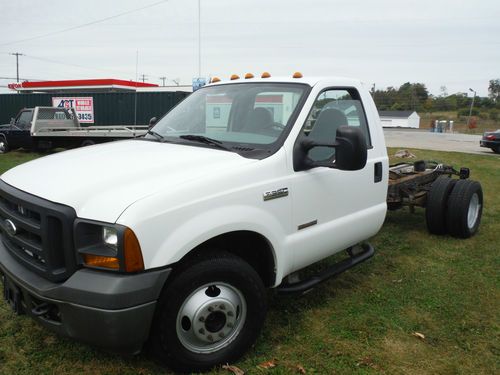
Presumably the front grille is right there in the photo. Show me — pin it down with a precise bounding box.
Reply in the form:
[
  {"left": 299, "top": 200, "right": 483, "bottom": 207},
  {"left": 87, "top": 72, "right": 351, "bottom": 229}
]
[{"left": 0, "top": 180, "right": 77, "bottom": 282}]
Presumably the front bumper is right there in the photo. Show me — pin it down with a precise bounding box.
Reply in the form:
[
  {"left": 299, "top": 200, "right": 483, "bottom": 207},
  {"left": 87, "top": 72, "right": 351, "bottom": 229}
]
[
  {"left": 480, "top": 140, "right": 499, "bottom": 148},
  {"left": 0, "top": 239, "right": 171, "bottom": 354}
]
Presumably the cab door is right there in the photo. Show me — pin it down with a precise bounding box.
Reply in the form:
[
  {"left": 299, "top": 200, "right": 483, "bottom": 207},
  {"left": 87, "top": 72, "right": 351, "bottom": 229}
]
[
  {"left": 9, "top": 110, "right": 33, "bottom": 150},
  {"left": 288, "top": 87, "right": 386, "bottom": 271}
]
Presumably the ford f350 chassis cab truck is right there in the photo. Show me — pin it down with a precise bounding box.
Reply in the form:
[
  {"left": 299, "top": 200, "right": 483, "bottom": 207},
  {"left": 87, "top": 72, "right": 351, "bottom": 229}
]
[{"left": 0, "top": 75, "right": 482, "bottom": 372}]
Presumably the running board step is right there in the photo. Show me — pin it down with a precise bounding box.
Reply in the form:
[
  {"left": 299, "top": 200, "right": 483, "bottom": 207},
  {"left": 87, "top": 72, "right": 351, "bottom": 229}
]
[{"left": 276, "top": 243, "right": 375, "bottom": 294}]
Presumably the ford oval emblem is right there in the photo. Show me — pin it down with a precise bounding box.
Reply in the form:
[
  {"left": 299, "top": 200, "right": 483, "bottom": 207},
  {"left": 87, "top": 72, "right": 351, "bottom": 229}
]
[{"left": 4, "top": 219, "right": 17, "bottom": 237}]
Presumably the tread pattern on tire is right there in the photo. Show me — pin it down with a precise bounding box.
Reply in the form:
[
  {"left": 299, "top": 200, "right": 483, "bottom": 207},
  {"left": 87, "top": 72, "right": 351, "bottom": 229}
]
[
  {"left": 425, "top": 176, "right": 456, "bottom": 235},
  {"left": 446, "top": 179, "right": 483, "bottom": 238}
]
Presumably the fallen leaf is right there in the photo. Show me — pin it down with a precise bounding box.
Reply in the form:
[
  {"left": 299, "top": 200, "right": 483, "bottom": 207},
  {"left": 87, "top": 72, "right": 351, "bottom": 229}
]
[
  {"left": 357, "top": 357, "right": 382, "bottom": 370},
  {"left": 258, "top": 360, "right": 277, "bottom": 369},
  {"left": 222, "top": 364, "right": 245, "bottom": 375},
  {"left": 43, "top": 336, "right": 56, "bottom": 345},
  {"left": 412, "top": 332, "right": 425, "bottom": 340},
  {"left": 296, "top": 364, "right": 306, "bottom": 374}
]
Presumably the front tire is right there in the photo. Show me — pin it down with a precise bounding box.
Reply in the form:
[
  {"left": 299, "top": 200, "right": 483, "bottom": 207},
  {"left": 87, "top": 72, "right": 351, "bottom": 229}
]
[
  {"left": 0, "top": 138, "right": 9, "bottom": 154},
  {"left": 150, "top": 252, "right": 267, "bottom": 373}
]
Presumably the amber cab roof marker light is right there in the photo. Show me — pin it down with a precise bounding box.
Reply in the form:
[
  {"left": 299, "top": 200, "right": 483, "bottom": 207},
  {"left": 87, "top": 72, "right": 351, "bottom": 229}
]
[
  {"left": 244, "top": 73, "right": 254, "bottom": 79},
  {"left": 292, "top": 72, "right": 303, "bottom": 78},
  {"left": 230, "top": 74, "right": 240, "bottom": 80},
  {"left": 261, "top": 72, "right": 271, "bottom": 78},
  {"left": 211, "top": 77, "right": 221, "bottom": 83}
]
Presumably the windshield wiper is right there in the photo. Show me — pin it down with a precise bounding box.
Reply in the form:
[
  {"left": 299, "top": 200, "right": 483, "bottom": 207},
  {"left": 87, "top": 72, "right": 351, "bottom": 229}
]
[
  {"left": 146, "top": 129, "right": 165, "bottom": 142},
  {"left": 179, "top": 135, "right": 232, "bottom": 151}
]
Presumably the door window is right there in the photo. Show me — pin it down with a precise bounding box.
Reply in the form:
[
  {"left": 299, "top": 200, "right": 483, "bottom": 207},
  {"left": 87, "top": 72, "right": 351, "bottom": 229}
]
[
  {"left": 16, "top": 111, "right": 32, "bottom": 129},
  {"left": 301, "top": 89, "right": 371, "bottom": 161}
]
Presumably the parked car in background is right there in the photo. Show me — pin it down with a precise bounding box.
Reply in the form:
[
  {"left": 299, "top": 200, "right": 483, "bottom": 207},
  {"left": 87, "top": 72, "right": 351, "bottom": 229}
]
[{"left": 480, "top": 130, "right": 500, "bottom": 154}]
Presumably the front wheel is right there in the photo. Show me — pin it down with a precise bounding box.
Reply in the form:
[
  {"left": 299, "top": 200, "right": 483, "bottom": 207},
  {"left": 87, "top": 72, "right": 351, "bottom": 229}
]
[
  {"left": 0, "top": 138, "right": 9, "bottom": 154},
  {"left": 149, "top": 252, "right": 267, "bottom": 373}
]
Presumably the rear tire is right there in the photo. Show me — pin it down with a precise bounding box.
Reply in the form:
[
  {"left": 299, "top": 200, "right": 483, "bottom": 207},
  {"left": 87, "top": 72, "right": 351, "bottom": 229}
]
[
  {"left": 446, "top": 179, "right": 483, "bottom": 238},
  {"left": 492, "top": 146, "right": 500, "bottom": 154},
  {"left": 425, "top": 176, "right": 456, "bottom": 235},
  {"left": 149, "top": 252, "right": 267, "bottom": 373}
]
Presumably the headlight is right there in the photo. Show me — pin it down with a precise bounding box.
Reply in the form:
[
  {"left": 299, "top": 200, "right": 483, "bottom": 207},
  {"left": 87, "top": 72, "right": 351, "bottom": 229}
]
[
  {"left": 74, "top": 220, "right": 144, "bottom": 273},
  {"left": 102, "top": 226, "right": 118, "bottom": 250}
]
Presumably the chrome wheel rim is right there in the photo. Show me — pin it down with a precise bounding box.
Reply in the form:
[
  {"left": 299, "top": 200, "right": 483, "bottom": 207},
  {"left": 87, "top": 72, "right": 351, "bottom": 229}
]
[
  {"left": 0, "top": 141, "right": 6, "bottom": 153},
  {"left": 467, "top": 193, "right": 481, "bottom": 229},
  {"left": 176, "top": 282, "right": 247, "bottom": 354}
]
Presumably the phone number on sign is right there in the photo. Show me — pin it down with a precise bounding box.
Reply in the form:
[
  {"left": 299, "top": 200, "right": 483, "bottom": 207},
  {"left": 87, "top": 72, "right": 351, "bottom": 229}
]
[{"left": 77, "top": 113, "right": 93, "bottom": 121}]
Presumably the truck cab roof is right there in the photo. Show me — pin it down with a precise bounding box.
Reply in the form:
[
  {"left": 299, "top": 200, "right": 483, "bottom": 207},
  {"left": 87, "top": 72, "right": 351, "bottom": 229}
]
[{"left": 206, "top": 75, "right": 365, "bottom": 88}]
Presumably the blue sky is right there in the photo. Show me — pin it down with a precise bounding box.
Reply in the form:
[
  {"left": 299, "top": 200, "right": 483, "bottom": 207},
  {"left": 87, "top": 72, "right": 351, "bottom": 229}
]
[{"left": 0, "top": 0, "right": 498, "bottom": 96}]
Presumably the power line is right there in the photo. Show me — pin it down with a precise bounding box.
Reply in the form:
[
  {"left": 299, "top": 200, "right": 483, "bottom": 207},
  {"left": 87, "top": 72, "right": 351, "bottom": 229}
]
[
  {"left": 22, "top": 54, "right": 137, "bottom": 77},
  {"left": 0, "top": 0, "right": 169, "bottom": 47},
  {"left": 0, "top": 76, "right": 45, "bottom": 81}
]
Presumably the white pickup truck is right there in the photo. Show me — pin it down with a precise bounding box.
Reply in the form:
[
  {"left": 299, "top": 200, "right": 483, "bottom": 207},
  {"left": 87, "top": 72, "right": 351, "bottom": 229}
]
[{"left": 0, "top": 75, "right": 482, "bottom": 372}]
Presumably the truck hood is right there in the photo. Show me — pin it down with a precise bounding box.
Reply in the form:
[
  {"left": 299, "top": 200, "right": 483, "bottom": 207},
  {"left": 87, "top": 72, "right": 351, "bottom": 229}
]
[{"left": 1, "top": 140, "right": 254, "bottom": 222}]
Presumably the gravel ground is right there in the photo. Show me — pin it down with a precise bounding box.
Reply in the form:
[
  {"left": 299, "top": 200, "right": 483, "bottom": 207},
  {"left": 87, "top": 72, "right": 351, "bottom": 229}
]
[{"left": 383, "top": 128, "right": 498, "bottom": 156}]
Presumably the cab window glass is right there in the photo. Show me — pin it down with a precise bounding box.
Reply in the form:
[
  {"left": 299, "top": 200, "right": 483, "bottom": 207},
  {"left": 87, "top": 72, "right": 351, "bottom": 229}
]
[
  {"left": 16, "top": 111, "right": 32, "bottom": 129},
  {"left": 302, "top": 88, "right": 371, "bottom": 161}
]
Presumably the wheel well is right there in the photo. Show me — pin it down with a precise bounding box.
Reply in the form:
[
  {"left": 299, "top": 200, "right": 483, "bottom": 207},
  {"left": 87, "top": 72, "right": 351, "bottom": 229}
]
[{"left": 178, "top": 231, "right": 276, "bottom": 287}]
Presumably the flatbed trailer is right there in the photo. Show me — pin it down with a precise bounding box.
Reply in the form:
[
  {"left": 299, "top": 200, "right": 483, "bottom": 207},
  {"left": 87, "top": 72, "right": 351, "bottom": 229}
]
[
  {"left": 0, "top": 107, "right": 148, "bottom": 153},
  {"left": 387, "top": 160, "right": 483, "bottom": 238}
]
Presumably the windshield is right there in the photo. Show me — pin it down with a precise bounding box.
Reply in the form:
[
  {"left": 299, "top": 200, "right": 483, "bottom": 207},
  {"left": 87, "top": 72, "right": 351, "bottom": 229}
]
[{"left": 148, "top": 83, "right": 308, "bottom": 156}]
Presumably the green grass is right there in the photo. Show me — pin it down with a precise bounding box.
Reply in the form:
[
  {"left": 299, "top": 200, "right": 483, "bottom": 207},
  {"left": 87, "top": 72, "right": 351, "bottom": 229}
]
[{"left": 0, "top": 149, "right": 499, "bottom": 375}]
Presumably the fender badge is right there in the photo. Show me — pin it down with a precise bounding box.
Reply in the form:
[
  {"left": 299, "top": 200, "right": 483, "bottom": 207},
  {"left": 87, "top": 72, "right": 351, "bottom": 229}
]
[
  {"left": 4, "top": 219, "right": 17, "bottom": 237},
  {"left": 263, "top": 188, "right": 289, "bottom": 201}
]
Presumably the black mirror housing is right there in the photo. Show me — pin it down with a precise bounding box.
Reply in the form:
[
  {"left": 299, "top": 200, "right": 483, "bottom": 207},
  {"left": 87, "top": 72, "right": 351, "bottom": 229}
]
[
  {"left": 293, "top": 126, "right": 367, "bottom": 171},
  {"left": 333, "top": 126, "right": 367, "bottom": 171}
]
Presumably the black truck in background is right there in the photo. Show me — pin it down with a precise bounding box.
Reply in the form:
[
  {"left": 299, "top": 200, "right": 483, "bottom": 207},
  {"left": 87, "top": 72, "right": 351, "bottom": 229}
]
[{"left": 0, "top": 107, "right": 148, "bottom": 154}]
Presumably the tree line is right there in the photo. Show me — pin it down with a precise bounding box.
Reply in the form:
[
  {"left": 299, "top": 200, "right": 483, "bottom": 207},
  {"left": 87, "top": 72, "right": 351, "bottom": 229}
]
[{"left": 372, "top": 79, "right": 500, "bottom": 121}]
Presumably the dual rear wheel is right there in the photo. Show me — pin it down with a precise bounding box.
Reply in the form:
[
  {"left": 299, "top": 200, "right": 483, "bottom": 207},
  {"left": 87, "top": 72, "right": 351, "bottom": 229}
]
[{"left": 426, "top": 176, "right": 483, "bottom": 238}]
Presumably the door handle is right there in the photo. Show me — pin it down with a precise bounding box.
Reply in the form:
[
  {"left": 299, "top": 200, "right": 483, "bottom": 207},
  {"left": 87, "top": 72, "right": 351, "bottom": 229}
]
[{"left": 374, "top": 162, "right": 383, "bottom": 183}]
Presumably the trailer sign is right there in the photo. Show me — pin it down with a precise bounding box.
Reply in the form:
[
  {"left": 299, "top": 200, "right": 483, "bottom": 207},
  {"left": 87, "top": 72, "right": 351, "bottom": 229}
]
[{"left": 52, "top": 97, "right": 94, "bottom": 123}]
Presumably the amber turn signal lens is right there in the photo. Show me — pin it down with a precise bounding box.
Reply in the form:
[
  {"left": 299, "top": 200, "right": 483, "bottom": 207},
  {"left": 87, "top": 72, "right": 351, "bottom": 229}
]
[
  {"left": 83, "top": 254, "right": 120, "bottom": 270},
  {"left": 261, "top": 72, "right": 271, "bottom": 78},
  {"left": 292, "top": 71, "right": 303, "bottom": 78},
  {"left": 230, "top": 74, "right": 240, "bottom": 80},
  {"left": 244, "top": 73, "right": 254, "bottom": 79},
  {"left": 211, "top": 77, "right": 221, "bottom": 83},
  {"left": 123, "top": 228, "right": 144, "bottom": 272}
]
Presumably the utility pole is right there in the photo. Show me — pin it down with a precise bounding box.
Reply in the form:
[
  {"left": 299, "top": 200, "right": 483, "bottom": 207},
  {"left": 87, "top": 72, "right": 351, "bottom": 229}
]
[
  {"left": 9, "top": 52, "right": 24, "bottom": 82},
  {"left": 140, "top": 74, "right": 147, "bottom": 83},
  {"left": 159, "top": 76, "right": 167, "bottom": 86},
  {"left": 198, "top": 0, "right": 201, "bottom": 77},
  {"left": 466, "top": 88, "right": 476, "bottom": 129}
]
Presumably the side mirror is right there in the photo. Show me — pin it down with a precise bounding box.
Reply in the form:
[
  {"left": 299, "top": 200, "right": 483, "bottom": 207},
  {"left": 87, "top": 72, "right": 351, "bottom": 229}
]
[
  {"left": 293, "top": 126, "right": 367, "bottom": 171},
  {"left": 149, "top": 117, "right": 157, "bottom": 128},
  {"left": 10, "top": 118, "right": 14, "bottom": 125}
]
